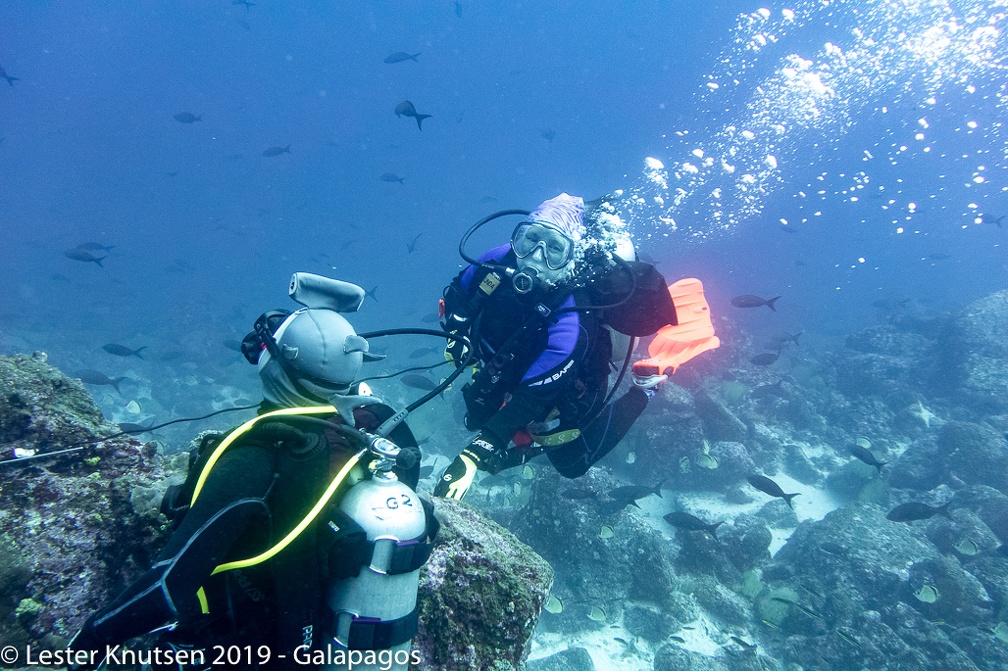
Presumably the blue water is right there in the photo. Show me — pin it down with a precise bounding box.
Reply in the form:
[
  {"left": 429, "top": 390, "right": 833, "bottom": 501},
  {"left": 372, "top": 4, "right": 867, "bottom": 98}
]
[{"left": 0, "top": 1, "right": 1006, "bottom": 664}]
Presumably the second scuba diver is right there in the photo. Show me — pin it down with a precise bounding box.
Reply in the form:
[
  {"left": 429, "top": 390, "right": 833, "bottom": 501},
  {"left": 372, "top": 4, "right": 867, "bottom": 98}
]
[
  {"left": 433, "top": 193, "right": 716, "bottom": 500},
  {"left": 68, "top": 273, "right": 437, "bottom": 671}
]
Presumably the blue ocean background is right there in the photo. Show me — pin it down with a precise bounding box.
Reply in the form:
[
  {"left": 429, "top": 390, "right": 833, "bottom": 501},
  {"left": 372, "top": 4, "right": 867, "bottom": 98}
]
[{"left": 1, "top": 0, "right": 1006, "bottom": 667}]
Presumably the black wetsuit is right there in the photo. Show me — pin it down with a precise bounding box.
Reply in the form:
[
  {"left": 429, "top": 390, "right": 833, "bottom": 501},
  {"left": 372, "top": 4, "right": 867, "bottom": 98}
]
[
  {"left": 445, "top": 245, "right": 655, "bottom": 478},
  {"left": 74, "top": 403, "right": 419, "bottom": 670}
]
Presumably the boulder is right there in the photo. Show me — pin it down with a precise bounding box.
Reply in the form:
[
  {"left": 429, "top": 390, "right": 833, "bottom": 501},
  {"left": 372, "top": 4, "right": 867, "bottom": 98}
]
[
  {"left": 416, "top": 499, "right": 554, "bottom": 671},
  {"left": 0, "top": 353, "right": 173, "bottom": 648}
]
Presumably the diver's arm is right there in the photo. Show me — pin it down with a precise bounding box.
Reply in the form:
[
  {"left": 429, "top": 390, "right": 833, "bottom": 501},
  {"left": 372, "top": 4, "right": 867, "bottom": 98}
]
[{"left": 71, "top": 443, "right": 276, "bottom": 652}]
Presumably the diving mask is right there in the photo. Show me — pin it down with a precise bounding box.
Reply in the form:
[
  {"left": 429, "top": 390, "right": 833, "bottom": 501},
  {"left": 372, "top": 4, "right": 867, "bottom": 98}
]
[{"left": 511, "top": 221, "right": 575, "bottom": 270}]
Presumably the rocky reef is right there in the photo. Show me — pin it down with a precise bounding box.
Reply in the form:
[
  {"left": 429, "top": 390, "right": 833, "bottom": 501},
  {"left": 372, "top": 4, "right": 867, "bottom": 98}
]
[
  {"left": 472, "top": 289, "right": 1008, "bottom": 670},
  {"left": 0, "top": 352, "right": 174, "bottom": 651},
  {"left": 0, "top": 353, "right": 553, "bottom": 671}
]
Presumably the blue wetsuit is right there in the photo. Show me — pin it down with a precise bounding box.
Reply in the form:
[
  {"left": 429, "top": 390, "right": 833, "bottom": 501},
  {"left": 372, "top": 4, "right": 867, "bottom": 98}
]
[{"left": 445, "top": 245, "right": 650, "bottom": 478}]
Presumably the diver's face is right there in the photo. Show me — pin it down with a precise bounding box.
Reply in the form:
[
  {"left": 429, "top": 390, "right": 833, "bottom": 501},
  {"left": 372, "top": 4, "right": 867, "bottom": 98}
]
[
  {"left": 515, "top": 249, "right": 574, "bottom": 289},
  {"left": 511, "top": 221, "right": 576, "bottom": 289}
]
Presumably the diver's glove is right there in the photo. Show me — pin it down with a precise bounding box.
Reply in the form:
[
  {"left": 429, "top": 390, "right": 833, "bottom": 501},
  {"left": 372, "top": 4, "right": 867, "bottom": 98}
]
[{"left": 433, "top": 435, "right": 506, "bottom": 499}]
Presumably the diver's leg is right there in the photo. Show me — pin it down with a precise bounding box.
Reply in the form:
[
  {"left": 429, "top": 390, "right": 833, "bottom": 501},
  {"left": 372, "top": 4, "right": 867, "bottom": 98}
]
[{"left": 545, "top": 387, "right": 649, "bottom": 478}]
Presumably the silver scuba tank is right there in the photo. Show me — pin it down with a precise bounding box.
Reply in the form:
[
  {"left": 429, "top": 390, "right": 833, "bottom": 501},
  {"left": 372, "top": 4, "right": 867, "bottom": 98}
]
[{"left": 326, "top": 438, "right": 427, "bottom": 671}]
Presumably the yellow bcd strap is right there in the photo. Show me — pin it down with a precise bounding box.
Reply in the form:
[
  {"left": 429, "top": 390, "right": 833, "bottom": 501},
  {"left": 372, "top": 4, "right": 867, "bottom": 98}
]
[{"left": 187, "top": 405, "right": 368, "bottom": 612}]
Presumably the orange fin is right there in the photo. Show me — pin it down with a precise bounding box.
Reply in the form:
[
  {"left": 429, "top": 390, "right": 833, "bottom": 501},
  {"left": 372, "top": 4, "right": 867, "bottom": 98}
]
[{"left": 632, "top": 278, "right": 720, "bottom": 376}]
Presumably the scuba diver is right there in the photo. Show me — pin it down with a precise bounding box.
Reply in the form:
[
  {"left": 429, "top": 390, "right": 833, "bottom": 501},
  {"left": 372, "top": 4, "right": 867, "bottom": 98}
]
[
  {"left": 69, "top": 273, "right": 437, "bottom": 671},
  {"left": 433, "top": 193, "right": 719, "bottom": 500}
]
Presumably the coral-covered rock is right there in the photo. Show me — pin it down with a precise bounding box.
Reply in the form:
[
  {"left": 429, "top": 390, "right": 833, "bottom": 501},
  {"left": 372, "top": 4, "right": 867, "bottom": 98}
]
[
  {"left": 945, "top": 290, "right": 1008, "bottom": 414},
  {"left": 0, "top": 353, "right": 172, "bottom": 648},
  {"left": 416, "top": 499, "right": 553, "bottom": 671}
]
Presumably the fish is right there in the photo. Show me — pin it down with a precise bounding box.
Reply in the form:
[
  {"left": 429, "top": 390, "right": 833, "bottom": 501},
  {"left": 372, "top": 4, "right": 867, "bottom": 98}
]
[
  {"left": 262, "top": 145, "right": 291, "bottom": 157},
  {"left": 400, "top": 374, "right": 437, "bottom": 391},
  {"left": 731, "top": 294, "right": 781, "bottom": 310},
  {"left": 849, "top": 443, "right": 887, "bottom": 473},
  {"left": 599, "top": 525, "right": 615, "bottom": 539},
  {"left": 76, "top": 370, "right": 128, "bottom": 393},
  {"left": 953, "top": 539, "right": 979, "bottom": 557},
  {"left": 384, "top": 52, "right": 420, "bottom": 64},
  {"left": 928, "top": 252, "right": 952, "bottom": 261},
  {"left": 64, "top": 249, "right": 106, "bottom": 266},
  {"left": 886, "top": 500, "right": 951, "bottom": 523},
  {"left": 543, "top": 595, "right": 563, "bottom": 614},
  {"left": 479, "top": 195, "right": 498, "bottom": 204},
  {"left": 668, "top": 635, "right": 686, "bottom": 644},
  {"left": 913, "top": 584, "right": 939, "bottom": 604},
  {"left": 587, "top": 605, "right": 606, "bottom": 622},
  {"left": 696, "top": 453, "right": 719, "bottom": 469},
  {"left": 607, "top": 481, "right": 664, "bottom": 507},
  {"left": 409, "top": 346, "right": 440, "bottom": 359},
  {"left": 380, "top": 173, "right": 405, "bottom": 184},
  {"left": 836, "top": 629, "right": 860, "bottom": 647},
  {"left": 365, "top": 285, "right": 378, "bottom": 302},
  {"left": 394, "top": 100, "right": 433, "bottom": 131},
  {"left": 233, "top": 0, "right": 255, "bottom": 9},
  {"left": 729, "top": 636, "right": 757, "bottom": 652},
  {"left": 750, "top": 351, "right": 779, "bottom": 366},
  {"left": 406, "top": 233, "right": 422, "bottom": 253},
  {"left": 0, "top": 66, "right": 19, "bottom": 86},
  {"left": 540, "top": 128, "right": 555, "bottom": 142},
  {"left": 767, "top": 331, "right": 802, "bottom": 347},
  {"left": 125, "top": 400, "right": 142, "bottom": 414},
  {"left": 76, "top": 242, "right": 115, "bottom": 252},
  {"left": 454, "top": 1, "right": 463, "bottom": 17},
  {"left": 102, "top": 344, "right": 147, "bottom": 359},
  {"left": 222, "top": 339, "right": 244, "bottom": 353},
  {"left": 419, "top": 464, "right": 435, "bottom": 479},
  {"left": 979, "top": 212, "right": 1005, "bottom": 228},
  {"left": 771, "top": 596, "right": 822, "bottom": 619},
  {"left": 663, "top": 512, "right": 723, "bottom": 540},
  {"left": 521, "top": 465, "right": 534, "bottom": 480},
  {"left": 747, "top": 474, "right": 800, "bottom": 508},
  {"left": 117, "top": 421, "right": 154, "bottom": 434},
  {"left": 173, "top": 112, "right": 202, "bottom": 123}
]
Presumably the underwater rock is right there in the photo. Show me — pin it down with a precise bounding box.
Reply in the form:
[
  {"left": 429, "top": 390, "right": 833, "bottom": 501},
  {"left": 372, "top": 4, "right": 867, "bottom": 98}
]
[
  {"left": 0, "top": 352, "right": 109, "bottom": 455},
  {"left": 936, "top": 421, "right": 1008, "bottom": 493},
  {"left": 766, "top": 504, "right": 1001, "bottom": 670},
  {"left": 527, "top": 646, "right": 595, "bottom": 671},
  {"left": 629, "top": 386, "right": 705, "bottom": 483},
  {"left": 498, "top": 468, "right": 679, "bottom": 636},
  {"left": 694, "top": 390, "right": 749, "bottom": 443},
  {"left": 417, "top": 499, "right": 553, "bottom": 671},
  {"left": 888, "top": 435, "right": 944, "bottom": 491},
  {"left": 946, "top": 289, "right": 1008, "bottom": 415},
  {"left": 0, "top": 353, "right": 171, "bottom": 648},
  {"left": 906, "top": 555, "right": 995, "bottom": 627},
  {"left": 835, "top": 326, "right": 936, "bottom": 409},
  {"left": 721, "top": 516, "right": 773, "bottom": 573},
  {"left": 623, "top": 603, "right": 681, "bottom": 643}
]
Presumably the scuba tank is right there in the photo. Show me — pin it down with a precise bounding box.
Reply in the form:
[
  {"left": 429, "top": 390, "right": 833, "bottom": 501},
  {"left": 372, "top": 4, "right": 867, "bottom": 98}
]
[{"left": 326, "top": 434, "right": 429, "bottom": 671}]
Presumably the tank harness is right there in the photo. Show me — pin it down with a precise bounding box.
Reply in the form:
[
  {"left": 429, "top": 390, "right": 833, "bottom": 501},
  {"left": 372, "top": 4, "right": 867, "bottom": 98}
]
[{"left": 161, "top": 405, "right": 439, "bottom": 648}]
